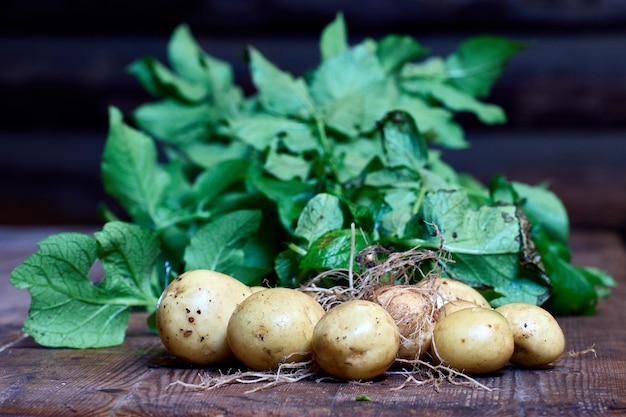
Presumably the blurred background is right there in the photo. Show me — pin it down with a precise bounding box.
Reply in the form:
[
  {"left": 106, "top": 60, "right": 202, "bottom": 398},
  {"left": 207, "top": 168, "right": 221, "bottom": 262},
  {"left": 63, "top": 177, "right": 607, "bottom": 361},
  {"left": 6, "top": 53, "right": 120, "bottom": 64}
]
[{"left": 1, "top": 0, "right": 625, "bottom": 239}]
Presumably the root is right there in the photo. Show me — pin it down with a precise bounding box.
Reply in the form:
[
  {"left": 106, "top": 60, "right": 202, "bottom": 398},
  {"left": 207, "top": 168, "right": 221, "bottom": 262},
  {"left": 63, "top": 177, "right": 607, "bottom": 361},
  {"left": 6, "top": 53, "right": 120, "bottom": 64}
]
[
  {"left": 389, "top": 358, "right": 493, "bottom": 391},
  {"left": 299, "top": 242, "right": 448, "bottom": 311},
  {"left": 172, "top": 357, "right": 318, "bottom": 394},
  {"left": 559, "top": 344, "right": 597, "bottom": 360}
]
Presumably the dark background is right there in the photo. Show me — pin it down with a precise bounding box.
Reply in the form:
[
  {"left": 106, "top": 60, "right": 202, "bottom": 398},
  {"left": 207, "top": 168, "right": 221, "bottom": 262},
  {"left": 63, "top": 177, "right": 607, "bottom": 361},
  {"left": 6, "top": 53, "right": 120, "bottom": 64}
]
[{"left": 1, "top": 1, "right": 625, "bottom": 238}]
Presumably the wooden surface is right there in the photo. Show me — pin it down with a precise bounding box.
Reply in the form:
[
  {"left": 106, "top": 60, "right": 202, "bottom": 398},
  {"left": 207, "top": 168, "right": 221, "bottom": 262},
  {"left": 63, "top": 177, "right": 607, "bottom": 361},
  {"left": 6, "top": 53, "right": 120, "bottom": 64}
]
[{"left": 0, "top": 227, "right": 625, "bottom": 416}]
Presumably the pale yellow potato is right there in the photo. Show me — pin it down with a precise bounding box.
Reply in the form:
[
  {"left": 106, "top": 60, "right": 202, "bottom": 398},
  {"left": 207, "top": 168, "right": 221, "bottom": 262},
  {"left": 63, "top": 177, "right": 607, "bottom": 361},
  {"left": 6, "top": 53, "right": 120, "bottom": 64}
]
[
  {"left": 227, "top": 287, "right": 325, "bottom": 371},
  {"left": 432, "top": 307, "right": 514, "bottom": 374},
  {"left": 496, "top": 303, "right": 565, "bottom": 367},
  {"left": 156, "top": 269, "right": 253, "bottom": 366},
  {"left": 421, "top": 277, "right": 491, "bottom": 309},
  {"left": 371, "top": 285, "right": 436, "bottom": 360},
  {"left": 313, "top": 300, "right": 400, "bottom": 380},
  {"left": 437, "top": 299, "right": 482, "bottom": 319}
]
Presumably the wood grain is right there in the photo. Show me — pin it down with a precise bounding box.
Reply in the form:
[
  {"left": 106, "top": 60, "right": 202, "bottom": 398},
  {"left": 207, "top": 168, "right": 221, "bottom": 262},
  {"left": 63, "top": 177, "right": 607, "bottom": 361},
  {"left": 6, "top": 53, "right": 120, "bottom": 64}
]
[{"left": 0, "top": 228, "right": 625, "bottom": 416}]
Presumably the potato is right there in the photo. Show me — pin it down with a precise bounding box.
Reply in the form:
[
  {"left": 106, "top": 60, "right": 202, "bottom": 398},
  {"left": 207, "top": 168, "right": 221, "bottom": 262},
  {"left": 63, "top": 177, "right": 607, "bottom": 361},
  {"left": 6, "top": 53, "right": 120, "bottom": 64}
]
[
  {"left": 313, "top": 300, "right": 400, "bottom": 380},
  {"left": 227, "top": 287, "right": 325, "bottom": 371},
  {"left": 371, "top": 285, "right": 436, "bottom": 360},
  {"left": 156, "top": 269, "right": 252, "bottom": 366},
  {"left": 496, "top": 303, "right": 565, "bottom": 367},
  {"left": 432, "top": 307, "right": 514, "bottom": 374},
  {"left": 437, "top": 299, "right": 482, "bottom": 319},
  {"left": 421, "top": 277, "right": 491, "bottom": 309}
]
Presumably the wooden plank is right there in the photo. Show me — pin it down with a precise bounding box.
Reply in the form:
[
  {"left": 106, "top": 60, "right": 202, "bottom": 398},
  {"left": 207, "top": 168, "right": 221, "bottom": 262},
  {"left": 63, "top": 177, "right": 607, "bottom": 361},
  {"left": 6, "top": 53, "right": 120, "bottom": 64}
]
[
  {"left": 2, "top": 0, "right": 626, "bottom": 34},
  {"left": 0, "top": 227, "right": 624, "bottom": 415}
]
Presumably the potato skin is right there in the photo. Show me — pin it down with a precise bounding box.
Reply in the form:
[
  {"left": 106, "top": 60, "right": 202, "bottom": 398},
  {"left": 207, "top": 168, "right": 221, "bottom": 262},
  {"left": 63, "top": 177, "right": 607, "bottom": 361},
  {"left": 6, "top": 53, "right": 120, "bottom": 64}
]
[
  {"left": 496, "top": 303, "right": 565, "bottom": 367},
  {"left": 437, "top": 299, "right": 482, "bottom": 319},
  {"left": 156, "top": 269, "right": 252, "bottom": 366},
  {"left": 425, "top": 278, "right": 491, "bottom": 309},
  {"left": 432, "top": 307, "right": 514, "bottom": 374},
  {"left": 227, "top": 288, "right": 325, "bottom": 371},
  {"left": 371, "top": 285, "right": 435, "bottom": 360},
  {"left": 313, "top": 300, "right": 400, "bottom": 380}
]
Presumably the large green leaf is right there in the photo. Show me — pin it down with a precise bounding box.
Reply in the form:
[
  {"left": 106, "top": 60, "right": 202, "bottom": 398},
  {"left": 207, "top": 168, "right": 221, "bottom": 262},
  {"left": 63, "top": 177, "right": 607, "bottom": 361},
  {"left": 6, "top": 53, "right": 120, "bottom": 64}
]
[
  {"left": 446, "top": 36, "right": 527, "bottom": 98},
  {"left": 248, "top": 47, "right": 315, "bottom": 118},
  {"left": 9, "top": 222, "right": 161, "bottom": 348},
  {"left": 376, "top": 34, "right": 429, "bottom": 73},
  {"left": 133, "top": 99, "right": 213, "bottom": 146},
  {"left": 102, "top": 107, "right": 169, "bottom": 224},
  {"left": 419, "top": 190, "right": 521, "bottom": 255},
  {"left": 295, "top": 193, "right": 344, "bottom": 247},
  {"left": 320, "top": 12, "right": 348, "bottom": 61},
  {"left": 183, "top": 210, "right": 267, "bottom": 284}
]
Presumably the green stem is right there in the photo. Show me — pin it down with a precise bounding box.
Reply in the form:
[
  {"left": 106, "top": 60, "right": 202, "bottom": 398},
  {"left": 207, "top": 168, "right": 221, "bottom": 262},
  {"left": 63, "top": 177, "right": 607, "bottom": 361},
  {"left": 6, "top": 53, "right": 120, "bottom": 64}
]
[
  {"left": 411, "top": 169, "right": 429, "bottom": 215},
  {"left": 288, "top": 242, "right": 307, "bottom": 257},
  {"left": 314, "top": 116, "right": 342, "bottom": 186}
]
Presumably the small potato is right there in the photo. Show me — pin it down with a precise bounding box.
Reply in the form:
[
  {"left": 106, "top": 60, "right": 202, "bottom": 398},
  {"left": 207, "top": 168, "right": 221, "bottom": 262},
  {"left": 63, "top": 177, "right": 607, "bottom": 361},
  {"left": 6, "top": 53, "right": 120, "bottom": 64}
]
[
  {"left": 371, "top": 285, "right": 436, "bottom": 360},
  {"left": 421, "top": 278, "right": 491, "bottom": 309},
  {"left": 227, "top": 288, "right": 325, "bottom": 371},
  {"left": 437, "top": 299, "right": 482, "bottom": 319},
  {"left": 313, "top": 300, "right": 400, "bottom": 380},
  {"left": 156, "top": 269, "right": 253, "bottom": 366},
  {"left": 432, "top": 307, "right": 514, "bottom": 375},
  {"left": 496, "top": 303, "right": 565, "bottom": 367}
]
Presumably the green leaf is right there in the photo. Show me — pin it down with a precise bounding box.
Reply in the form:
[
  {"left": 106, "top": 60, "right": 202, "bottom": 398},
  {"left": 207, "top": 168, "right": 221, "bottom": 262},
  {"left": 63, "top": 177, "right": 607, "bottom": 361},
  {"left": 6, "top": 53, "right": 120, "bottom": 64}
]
[
  {"left": 133, "top": 100, "right": 213, "bottom": 146},
  {"left": 534, "top": 227, "right": 615, "bottom": 315},
  {"left": 311, "top": 43, "right": 397, "bottom": 136},
  {"left": 490, "top": 176, "right": 570, "bottom": 245},
  {"left": 168, "top": 24, "right": 213, "bottom": 87},
  {"left": 320, "top": 12, "right": 348, "bottom": 61},
  {"left": 94, "top": 222, "right": 162, "bottom": 302},
  {"left": 376, "top": 35, "right": 429, "bottom": 73},
  {"left": 400, "top": 57, "right": 447, "bottom": 80},
  {"left": 333, "top": 137, "right": 382, "bottom": 183},
  {"left": 229, "top": 115, "right": 317, "bottom": 152},
  {"left": 248, "top": 47, "right": 315, "bottom": 118},
  {"left": 300, "top": 229, "right": 368, "bottom": 270},
  {"left": 379, "top": 110, "right": 428, "bottom": 171},
  {"left": 402, "top": 80, "right": 506, "bottom": 124},
  {"left": 310, "top": 43, "right": 386, "bottom": 105},
  {"left": 447, "top": 252, "right": 550, "bottom": 306},
  {"left": 182, "top": 141, "right": 250, "bottom": 169},
  {"left": 356, "top": 395, "right": 372, "bottom": 402},
  {"left": 191, "top": 159, "right": 250, "bottom": 206},
  {"left": 102, "top": 107, "right": 169, "bottom": 224},
  {"left": 9, "top": 223, "right": 161, "bottom": 348},
  {"left": 419, "top": 190, "right": 521, "bottom": 255},
  {"left": 295, "top": 193, "right": 344, "bottom": 247},
  {"left": 127, "top": 56, "right": 207, "bottom": 102},
  {"left": 446, "top": 36, "right": 527, "bottom": 98},
  {"left": 397, "top": 95, "right": 468, "bottom": 148},
  {"left": 512, "top": 181, "right": 570, "bottom": 244},
  {"left": 264, "top": 146, "right": 311, "bottom": 181},
  {"left": 274, "top": 249, "right": 302, "bottom": 287},
  {"left": 183, "top": 210, "right": 264, "bottom": 283},
  {"left": 250, "top": 175, "right": 315, "bottom": 232},
  {"left": 380, "top": 188, "right": 418, "bottom": 238}
]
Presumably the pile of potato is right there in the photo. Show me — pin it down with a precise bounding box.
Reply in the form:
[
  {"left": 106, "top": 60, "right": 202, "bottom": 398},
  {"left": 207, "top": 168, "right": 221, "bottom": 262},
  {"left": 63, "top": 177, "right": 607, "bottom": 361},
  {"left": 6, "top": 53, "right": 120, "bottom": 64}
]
[{"left": 155, "top": 270, "right": 565, "bottom": 380}]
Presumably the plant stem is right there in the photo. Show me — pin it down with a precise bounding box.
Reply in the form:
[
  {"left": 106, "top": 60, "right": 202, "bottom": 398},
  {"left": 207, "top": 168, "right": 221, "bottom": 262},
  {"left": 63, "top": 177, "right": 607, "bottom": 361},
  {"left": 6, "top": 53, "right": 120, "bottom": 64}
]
[{"left": 314, "top": 115, "right": 342, "bottom": 185}]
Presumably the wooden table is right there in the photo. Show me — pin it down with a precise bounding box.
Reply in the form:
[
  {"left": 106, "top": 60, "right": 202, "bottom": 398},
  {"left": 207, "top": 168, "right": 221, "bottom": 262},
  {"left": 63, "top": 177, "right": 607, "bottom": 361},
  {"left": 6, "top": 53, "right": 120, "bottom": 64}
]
[{"left": 1, "top": 226, "right": 625, "bottom": 416}]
